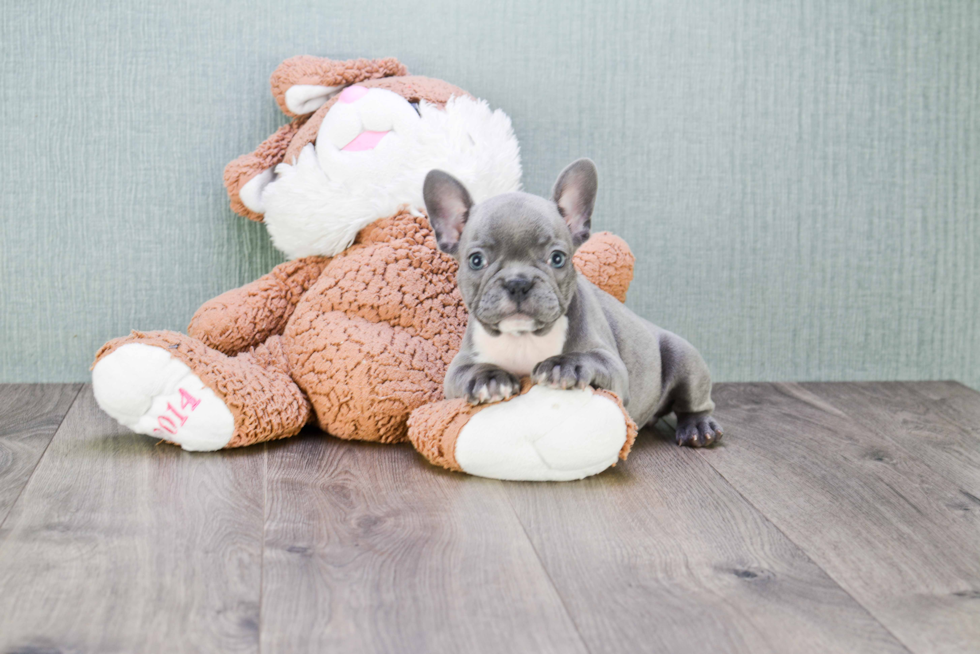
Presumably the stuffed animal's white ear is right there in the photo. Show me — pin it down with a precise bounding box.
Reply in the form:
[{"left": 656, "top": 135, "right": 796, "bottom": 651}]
[
  {"left": 238, "top": 168, "right": 274, "bottom": 214},
  {"left": 284, "top": 84, "right": 345, "bottom": 115}
]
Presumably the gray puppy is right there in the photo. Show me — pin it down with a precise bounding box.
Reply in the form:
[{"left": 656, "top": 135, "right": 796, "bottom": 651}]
[{"left": 423, "top": 159, "right": 722, "bottom": 447}]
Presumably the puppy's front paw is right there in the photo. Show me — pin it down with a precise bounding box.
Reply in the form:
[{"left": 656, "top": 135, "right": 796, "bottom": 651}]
[
  {"left": 675, "top": 413, "right": 723, "bottom": 448},
  {"left": 465, "top": 368, "right": 520, "bottom": 405},
  {"left": 532, "top": 354, "right": 605, "bottom": 390}
]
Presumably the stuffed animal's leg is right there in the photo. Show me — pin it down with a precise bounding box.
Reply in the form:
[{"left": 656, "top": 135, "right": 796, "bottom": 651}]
[
  {"left": 407, "top": 381, "right": 638, "bottom": 482},
  {"left": 92, "top": 331, "right": 310, "bottom": 451}
]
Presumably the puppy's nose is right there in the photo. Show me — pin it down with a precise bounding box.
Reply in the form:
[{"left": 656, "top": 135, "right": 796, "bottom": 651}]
[{"left": 502, "top": 277, "right": 535, "bottom": 303}]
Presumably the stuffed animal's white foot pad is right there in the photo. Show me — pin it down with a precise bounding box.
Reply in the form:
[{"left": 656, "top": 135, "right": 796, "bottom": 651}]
[
  {"left": 454, "top": 385, "right": 627, "bottom": 481},
  {"left": 92, "top": 343, "right": 235, "bottom": 451}
]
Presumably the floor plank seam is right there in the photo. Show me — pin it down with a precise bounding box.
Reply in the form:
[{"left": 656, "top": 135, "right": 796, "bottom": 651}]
[
  {"left": 809, "top": 381, "right": 980, "bottom": 520},
  {"left": 2, "top": 383, "right": 969, "bottom": 651},
  {"left": 947, "top": 380, "right": 979, "bottom": 395},
  {"left": 905, "top": 382, "right": 980, "bottom": 443},
  {"left": 693, "top": 448, "right": 917, "bottom": 654},
  {"left": 500, "top": 488, "right": 595, "bottom": 654},
  {"left": 0, "top": 383, "right": 83, "bottom": 534},
  {"left": 258, "top": 441, "right": 268, "bottom": 654},
  {"left": 656, "top": 405, "right": 919, "bottom": 654}
]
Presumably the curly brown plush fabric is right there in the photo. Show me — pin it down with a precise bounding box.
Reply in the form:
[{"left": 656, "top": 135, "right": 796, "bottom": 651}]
[
  {"left": 188, "top": 256, "right": 329, "bottom": 355},
  {"left": 405, "top": 399, "right": 472, "bottom": 472},
  {"left": 270, "top": 56, "right": 408, "bottom": 117},
  {"left": 282, "top": 211, "right": 466, "bottom": 443},
  {"left": 406, "top": 379, "right": 639, "bottom": 473},
  {"left": 573, "top": 232, "right": 635, "bottom": 303}
]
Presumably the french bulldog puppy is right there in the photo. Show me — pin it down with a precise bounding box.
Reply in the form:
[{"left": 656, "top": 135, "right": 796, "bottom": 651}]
[{"left": 423, "top": 159, "right": 722, "bottom": 447}]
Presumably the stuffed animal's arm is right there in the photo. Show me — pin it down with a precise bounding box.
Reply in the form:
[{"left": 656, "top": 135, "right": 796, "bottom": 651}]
[
  {"left": 573, "top": 232, "right": 635, "bottom": 302},
  {"left": 187, "top": 256, "right": 329, "bottom": 355}
]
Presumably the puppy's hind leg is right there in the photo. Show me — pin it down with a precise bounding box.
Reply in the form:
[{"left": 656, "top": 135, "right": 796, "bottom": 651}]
[{"left": 658, "top": 332, "right": 723, "bottom": 448}]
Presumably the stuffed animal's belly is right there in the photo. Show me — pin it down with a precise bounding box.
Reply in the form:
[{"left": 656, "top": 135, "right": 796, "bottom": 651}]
[
  {"left": 283, "top": 307, "right": 457, "bottom": 442},
  {"left": 276, "top": 212, "right": 469, "bottom": 442}
]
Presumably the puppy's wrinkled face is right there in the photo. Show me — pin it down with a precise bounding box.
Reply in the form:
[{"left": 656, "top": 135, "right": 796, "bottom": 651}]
[
  {"left": 424, "top": 159, "right": 598, "bottom": 336},
  {"left": 457, "top": 193, "right": 575, "bottom": 334}
]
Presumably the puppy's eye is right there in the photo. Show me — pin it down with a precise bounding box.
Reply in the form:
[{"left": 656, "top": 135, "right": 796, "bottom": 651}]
[
  {"left": 549, "top": 251, "right": 567, "bottom": 268},
  {"left": 409, "top": 101, "right": 421, "bottom": 116},
  {"left": 468, "top": 252, "right": 486, "bottom": 270}
]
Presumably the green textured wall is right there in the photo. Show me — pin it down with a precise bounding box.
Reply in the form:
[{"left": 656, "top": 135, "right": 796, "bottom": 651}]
[{"left": 1, "top": 1, "right": 977, "bottom": 386}]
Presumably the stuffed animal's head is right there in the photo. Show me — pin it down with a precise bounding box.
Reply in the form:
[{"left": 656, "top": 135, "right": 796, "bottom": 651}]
[{"left": 224, "top": 56, "right": 522, "bottom": 259}]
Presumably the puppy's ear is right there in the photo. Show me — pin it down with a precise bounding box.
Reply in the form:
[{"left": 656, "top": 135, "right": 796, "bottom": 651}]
[
  {"left": 424, "top": 170, "right": 473, "bottom": 256},
  {"left": 552, "top": 158, "right": 598, "bottom": 247}
]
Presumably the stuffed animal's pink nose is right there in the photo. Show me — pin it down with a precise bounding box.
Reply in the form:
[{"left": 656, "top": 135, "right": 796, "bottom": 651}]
[{"left": 339, "top": 85, "right": 369, "bottom": 103}]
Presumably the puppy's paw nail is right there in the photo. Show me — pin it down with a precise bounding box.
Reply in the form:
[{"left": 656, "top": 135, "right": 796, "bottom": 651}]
[{"left": 676, "top": 416, "right": 724, "bottom": 448}]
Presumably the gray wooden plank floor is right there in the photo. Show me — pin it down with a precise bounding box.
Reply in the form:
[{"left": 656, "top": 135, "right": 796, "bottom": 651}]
[
  {"left": 261, "top": 432, "right": 586, "bottom": 654},
  {"left": 0, "top": 384, "right": 80, "bottom": 523},
  {"left": 706, "top": 383, "right": 980, "bottom": 654},
  {"left": 0, "top": 381, "right": 977, "bottom": 654}
]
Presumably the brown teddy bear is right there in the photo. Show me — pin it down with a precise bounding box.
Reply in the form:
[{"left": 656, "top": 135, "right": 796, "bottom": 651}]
[{"left": 91, "top": 55, "right": 637, "bottom": 480}]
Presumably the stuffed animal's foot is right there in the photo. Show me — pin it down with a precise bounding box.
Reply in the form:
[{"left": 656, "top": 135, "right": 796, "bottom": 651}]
[
  {"left": 409, "top": 384, "right": 638, "bottom": 481},
  {"left": 92, "top": 343, "right": 235, "bottom": 451},
  {"left": 455, "top": 386, "right": 624, "bottom": 480},
  {"left": 674, "top": 412, "right": 723, "bottom": 448}
]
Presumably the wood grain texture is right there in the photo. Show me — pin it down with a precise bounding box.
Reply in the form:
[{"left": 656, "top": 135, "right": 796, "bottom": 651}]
[
  {"left": 707, "top": 383, "right": 980, "bottom": 654},
  {"left": 0, "top": 384, "right": 80, "bottom": 523},
  {"left": 0, "top": 386, "right": 265, "bottom": 654},
  {"left": 2, "top": 1, "right": 979, "bottom": 388},
  {"left": 261, "top": 431, "right": 588, "bottom": 654},
  {"left": 802, "top": 382, "right": 980, "bottom": 497},
  {"left": 503, "top": 424, "right": 911, "bottom": 654},
  {"left": 906, "top": 381, "right": 980, "bottom": 444},
  {"left": 2, "top": 382, "right": 978, "bottom": 652}
]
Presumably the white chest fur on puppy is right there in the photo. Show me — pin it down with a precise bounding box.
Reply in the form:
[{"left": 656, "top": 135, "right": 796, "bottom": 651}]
[{"left": 471, "top": 316, "right": 568, "bottom": 377}]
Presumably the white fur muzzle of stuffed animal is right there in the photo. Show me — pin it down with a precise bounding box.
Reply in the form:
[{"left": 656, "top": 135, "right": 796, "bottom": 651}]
[{"left": 257, "top": 88, "right": 522, "bottom": 259}]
